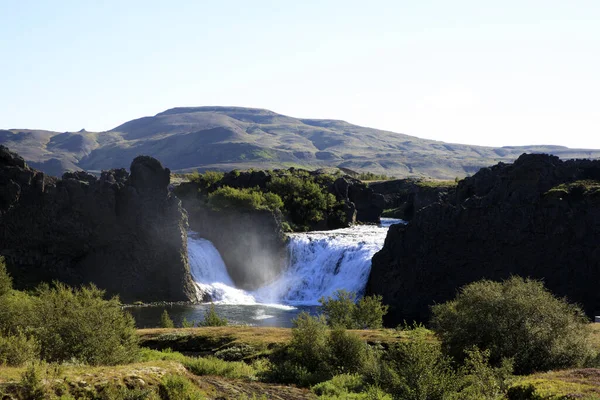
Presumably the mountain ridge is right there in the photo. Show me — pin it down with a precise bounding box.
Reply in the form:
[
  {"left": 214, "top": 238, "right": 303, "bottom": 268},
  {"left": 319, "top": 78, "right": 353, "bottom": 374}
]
[{"left": 3, "top": 106, "right": 600, "bottom": 179}]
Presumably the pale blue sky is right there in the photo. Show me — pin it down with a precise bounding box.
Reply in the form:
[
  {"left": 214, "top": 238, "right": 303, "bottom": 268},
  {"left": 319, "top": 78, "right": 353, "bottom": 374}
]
[{"left": 1, "top": 0, "right": 599, "bottom": 148}]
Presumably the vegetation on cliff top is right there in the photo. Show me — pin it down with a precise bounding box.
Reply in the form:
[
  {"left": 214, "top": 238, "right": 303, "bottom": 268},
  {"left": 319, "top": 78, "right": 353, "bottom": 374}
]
[{"left": 179, "top": 168, "right": 348, "bottom": 231}]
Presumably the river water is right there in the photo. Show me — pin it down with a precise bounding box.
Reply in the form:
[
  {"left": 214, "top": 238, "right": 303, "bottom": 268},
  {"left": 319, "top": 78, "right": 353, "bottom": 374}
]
[{"left": 129, "top": 218, "right": 403, "bottom": 328}]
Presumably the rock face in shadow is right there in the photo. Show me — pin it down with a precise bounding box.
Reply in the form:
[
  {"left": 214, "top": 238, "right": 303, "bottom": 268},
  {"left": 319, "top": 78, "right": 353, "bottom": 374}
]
[
  {"left": 369, "top": 179, "right": 453, "bottom": 221},
  {"left": 0, "top": 145, "right": 196, "bottom": 302},
  {"left": 367, "top": 153, "right": 600, "bottom": 326}
]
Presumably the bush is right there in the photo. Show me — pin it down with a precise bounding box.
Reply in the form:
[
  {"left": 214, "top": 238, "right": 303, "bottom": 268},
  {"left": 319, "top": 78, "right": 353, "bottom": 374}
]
[
  {"left": 181, "top": 317, "right": 194, "bottom": 328},
  {"left": 0, "top": 330, "right": 39, "bottom": 366},
  {"left": 158, "top": 374, "right": 204, "bottom": 400},
  {"left": 320, "top": 290, "right": 356, "bottom": 328},
  {"left": 381, "top": 330, "right": 459, "bottom": 400},
  {"left": 458, "top": 347, "right": 513, "bottom": 400},
  {"left": 0, "top": 256, "right": 12, "bottom": 297},
  {"left": 354, "top": 295, "right": 389, "bottom": 329},
  {"left": 327, "top": 327, "right": 369, "bottom": 375},
  {"left": 198, "top": 303, "right": 228, "bottom": 327},
  {"left": 431, "top": 276, "right": 596, "bottom": 374},
  {"left": 33, "top": 283, "right": 139, "bottom": 365},
  {"left": 160, "top": 310, "right": 175, "bottom": 328},
  {"left": 289, "top": 312, "right": 329, "bottom": 375},
  {"left": 19, "top": 361, "right": 47, "bottom": 400},
  {"left": 312, "top": 374, "right": 364, "bottom": 397},
  {"left": 0, "top": 289, "right": 37, "bottom": 334},
  {"left": 319, "top": 290, "right": 389, "bottom": 329},
  {"left": 268, "top": 313, "right": 372, "bottom": 386},
  {"left": 184, "top": 356, "right": 256, "bottom": 380},
  {"left": 208, "top": 186, "right": 283, "bottom": 212},
  {"left": 268, "top": 174, "right": 339, "bottom": 229}
]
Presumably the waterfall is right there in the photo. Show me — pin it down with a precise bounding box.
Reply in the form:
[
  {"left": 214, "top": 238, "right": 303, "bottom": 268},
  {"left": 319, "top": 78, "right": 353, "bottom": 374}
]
[
  {"left": 187, "top": 233, "right": 256, "bottom": 304},
  {"left": 187, "top": 218, "right": 404, "bottom": 305}
]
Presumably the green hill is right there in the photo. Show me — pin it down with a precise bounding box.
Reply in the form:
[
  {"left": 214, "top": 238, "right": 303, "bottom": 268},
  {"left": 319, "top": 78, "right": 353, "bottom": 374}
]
[{"left": 2, "top": 106, "right": 600, "bottom": 178}]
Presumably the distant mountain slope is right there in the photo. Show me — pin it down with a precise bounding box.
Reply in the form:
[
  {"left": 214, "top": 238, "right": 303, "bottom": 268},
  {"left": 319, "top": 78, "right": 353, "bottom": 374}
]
[{"left": 3, "top": 106, "right": 600, "bottom": 179}]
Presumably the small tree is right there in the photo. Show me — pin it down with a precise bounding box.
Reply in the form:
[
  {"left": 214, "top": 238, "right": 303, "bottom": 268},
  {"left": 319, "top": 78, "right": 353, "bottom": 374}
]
[
  {"left": 198, "top": 303, "right": 227, "bottom": 327},
  {"left": 431, "top": 276, "right": 596, "bottom": 374},
  {"left": 160, "top": 310, "right": 175, "bottom": 328}
]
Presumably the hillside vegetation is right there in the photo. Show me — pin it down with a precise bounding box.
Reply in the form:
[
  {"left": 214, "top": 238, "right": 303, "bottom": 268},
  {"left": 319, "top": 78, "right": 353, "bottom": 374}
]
[{"left": 3, "top": 106, "right": 600, "bottom": 178}]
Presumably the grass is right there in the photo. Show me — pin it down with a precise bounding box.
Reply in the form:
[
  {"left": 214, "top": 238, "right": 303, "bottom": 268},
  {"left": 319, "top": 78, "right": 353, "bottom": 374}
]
[
  {"left": 509, "top": 369, "right": 600, "bottom": 399},
  {"left": 414, "top": 179, "right": 458, "bottom": 188},
  {"left": 138, "top": 326, "right": 421, "bottom": 358},
  {"left": 545, "top": 179, "right": 600, "bottom": 196}
]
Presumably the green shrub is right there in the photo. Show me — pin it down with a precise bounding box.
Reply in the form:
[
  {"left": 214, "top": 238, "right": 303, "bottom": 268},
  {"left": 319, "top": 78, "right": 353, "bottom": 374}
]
[
  {"left": 356, "top": 172, "right": 395, "bottom": 181},
  {"left": 327, "top": 327, "right": 369, "bottom": 375},
  {"left": 19, "top": 361, "right": 47, "bottom": 400},
  {"left": 184, "top": 356, "right": 256, "bottom": 380},
  {"left": 380, "top": 329, "right": 459, "bottom": 400},
  {"left": 158, "top": 374, "right": 204, "bottom": 400},
  {"left": 208, "top": 186, "right": 283, "bottom": 212},
  {"left": 214, "top": 344, "right": 257, "bottom": 361},
  {"left": 181, "top": 317, "right": 194, "bottom": 328},
  {"left": 312, "top": 374, "right": 364, "bottom": 396},
  {"left": 0, "top": 256, "right": 12, "bottom": 297},
  {"left": 313, "top": 375, "right": 393, "bottom": 400},
  {"left": 0, "top": 329, "right": 39, "bottom": 366},
  {"left": 265, "top": 313, "right": 330, "bottom": 386},
  {"left": 138, "top": 348, "right": 189, "bottom": 363},
  {"left": 268, "top": 174, "right": 339, "bottom": 229},
  {"left": 160, "top": 310, "right": 175, "bottom": 328},
  {"left": 201, "top": 170, "right": 225, "bottom": 188},
  {"left": 431, "top": 276, "right": 596, "bottom": 374},
  {"left": 354, "top": 295, "right": 389, "bottom": 329},
  {"left": 289, "top": 312, "right": 329, "bottom": 375},
  {"left": 319, "top": 290, "right": 388, "bottom": 329},
  {"left": 458, "top": 347, "right": 513, "bottom": 400},
  {"left": 0, "top": 290, "right": 37, "bottom": 334},
  {"left": 198, "top": 303, "right": 227, "bottom": 327},
  {"left": 33, "top": 283, "right": 139, "bottom": 365},
  {"left": 320, "top": 290, "right": 356, "bottom": 328},
  {"left": 268, "top": 313, "right": 371, "bottom": 386}
]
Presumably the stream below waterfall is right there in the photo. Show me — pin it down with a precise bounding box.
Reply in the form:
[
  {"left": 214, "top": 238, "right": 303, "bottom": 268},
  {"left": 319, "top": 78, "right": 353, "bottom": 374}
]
[{"left": 129, "top": 218, "right": 404, "bottom": 328}]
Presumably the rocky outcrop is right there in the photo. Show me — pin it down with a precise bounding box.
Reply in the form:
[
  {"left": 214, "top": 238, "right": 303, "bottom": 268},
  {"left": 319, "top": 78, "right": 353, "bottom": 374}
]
[
  {"left": 367, "top": 154, "right": 600, "bottom": 326},
  {"left": 0, "top": 145, "right": 196, "bottom": 303},
  {"left": 330, "top": 176, "right": 385, "bottom": 224},
  {"left": 369, "top": 179, "right": 453, "bottom": 220}
]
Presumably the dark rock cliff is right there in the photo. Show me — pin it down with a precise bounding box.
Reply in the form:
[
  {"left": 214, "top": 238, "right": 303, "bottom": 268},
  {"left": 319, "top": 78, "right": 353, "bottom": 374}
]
[
  {"left": 0, "top": 145, "right": 196, "bottom": 302},
  {"left": 367, "top": 153, "right": 600, "bottom": 326},
  {"left": 369, "top": 178, "right": 453, "bottom": 221}
]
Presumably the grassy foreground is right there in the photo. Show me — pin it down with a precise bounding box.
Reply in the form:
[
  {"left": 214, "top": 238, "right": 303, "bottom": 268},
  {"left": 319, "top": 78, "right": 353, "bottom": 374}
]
[{"left": 1, "top": 326, "right": 599, "bottom": 399}]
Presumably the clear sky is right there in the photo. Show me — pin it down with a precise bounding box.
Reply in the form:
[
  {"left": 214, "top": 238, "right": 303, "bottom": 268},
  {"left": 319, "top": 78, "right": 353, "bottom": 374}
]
[{"left": 1, "top": 0, "right": 599, "bottom": 148}]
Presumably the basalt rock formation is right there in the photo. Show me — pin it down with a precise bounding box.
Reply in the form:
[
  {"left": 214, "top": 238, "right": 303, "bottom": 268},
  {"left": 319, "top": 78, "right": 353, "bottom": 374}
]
[
  {"left": 369, "top": 178, "right": 454, "bottom": 221},
  {"left": 0, "top": 145, "right": 196, "bottom": 302},
  {"left": 367, "top": 153, "right": 600, "bottom": 326}
]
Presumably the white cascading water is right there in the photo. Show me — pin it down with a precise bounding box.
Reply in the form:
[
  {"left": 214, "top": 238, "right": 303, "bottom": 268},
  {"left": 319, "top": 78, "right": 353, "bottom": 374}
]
[
  {"left": 187, "top": 232, "right": 256, "bottom": 304},
  {"left": 187, "top": 218, "right": 404, "bottom": 306}
]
